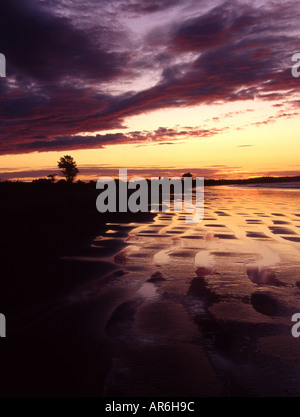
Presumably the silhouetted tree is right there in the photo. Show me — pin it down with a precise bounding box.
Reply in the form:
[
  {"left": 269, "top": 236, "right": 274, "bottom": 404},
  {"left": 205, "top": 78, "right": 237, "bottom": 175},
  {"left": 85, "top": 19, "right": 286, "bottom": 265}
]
[
  {"left": 182, "top": 172, "right": 193, "bottom": 178},
  {"left": 32, "top": 178, "right": 53, "bottom": 184},
  {"left": 57, "top": 155, "right": 79, "bottom": 183},
  {"left": 47, "top": 174, "right": 57, "bottom": 183}
]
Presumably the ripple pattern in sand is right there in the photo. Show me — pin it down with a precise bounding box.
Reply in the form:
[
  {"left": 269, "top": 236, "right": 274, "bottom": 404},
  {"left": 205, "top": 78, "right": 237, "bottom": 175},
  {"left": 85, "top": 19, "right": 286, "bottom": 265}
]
[{"left": 79, "top": 187, "right": 300, "bottom": 396}]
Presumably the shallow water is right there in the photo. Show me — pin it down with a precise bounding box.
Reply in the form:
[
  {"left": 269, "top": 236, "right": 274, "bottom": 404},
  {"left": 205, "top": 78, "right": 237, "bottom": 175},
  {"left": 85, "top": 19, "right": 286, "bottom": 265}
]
[{"left": 78, "top": 186, "right": 300, "bottom": 396}]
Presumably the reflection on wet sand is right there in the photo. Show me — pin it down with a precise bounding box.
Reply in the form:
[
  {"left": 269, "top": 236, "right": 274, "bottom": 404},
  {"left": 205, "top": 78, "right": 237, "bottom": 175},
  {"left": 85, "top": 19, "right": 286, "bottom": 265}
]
[{"left": 78, "top": 186, "right": 300, "bottom": 396}]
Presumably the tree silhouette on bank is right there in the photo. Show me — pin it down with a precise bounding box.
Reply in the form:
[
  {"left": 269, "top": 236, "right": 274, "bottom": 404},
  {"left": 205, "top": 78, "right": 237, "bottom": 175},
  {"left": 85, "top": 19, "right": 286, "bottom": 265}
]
[
  {"left": 182, "top": 172, "right": 193, "bottom": 178},
  {"left": 57, "top": 155, "right": 79, "bottom": 183}
]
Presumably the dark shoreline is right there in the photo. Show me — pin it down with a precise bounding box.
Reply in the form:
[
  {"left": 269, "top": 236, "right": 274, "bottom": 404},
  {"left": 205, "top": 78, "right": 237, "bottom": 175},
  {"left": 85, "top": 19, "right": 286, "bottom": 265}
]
[{"left": 1, "top": 173, "right": 300, "bottom": 187}]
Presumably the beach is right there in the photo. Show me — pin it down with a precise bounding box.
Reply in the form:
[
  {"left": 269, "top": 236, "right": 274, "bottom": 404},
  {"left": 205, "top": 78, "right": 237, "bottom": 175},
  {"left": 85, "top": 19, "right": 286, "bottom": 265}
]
[{"left": 1, "top": 183, "right": 300, "bottom": 396}]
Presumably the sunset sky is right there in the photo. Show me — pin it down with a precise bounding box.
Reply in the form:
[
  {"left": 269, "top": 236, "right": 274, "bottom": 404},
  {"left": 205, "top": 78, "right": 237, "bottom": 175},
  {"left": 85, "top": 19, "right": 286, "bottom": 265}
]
[{"left": 0, "top": 0, "right": 299, "bottom": 181}]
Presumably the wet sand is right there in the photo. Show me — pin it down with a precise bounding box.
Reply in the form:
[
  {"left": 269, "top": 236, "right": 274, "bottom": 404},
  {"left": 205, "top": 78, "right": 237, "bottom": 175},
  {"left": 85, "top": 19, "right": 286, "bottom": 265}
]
[
  {"left": 1, "top": 184, "right": 300, "bottom": 396},
  {"left": 82, "top": 185, "right": 300, "bottom": 397}
]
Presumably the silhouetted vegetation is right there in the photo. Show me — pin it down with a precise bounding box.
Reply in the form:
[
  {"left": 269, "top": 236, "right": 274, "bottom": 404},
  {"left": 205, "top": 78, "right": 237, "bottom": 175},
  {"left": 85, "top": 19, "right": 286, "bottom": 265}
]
[
  {"left": 32, "top": 178, "right": 54, "bottom": 185},
  {"left": 57, "top": 155, "right": 79, "bottom": 183},
  {"left": 182, "top": 172, "right": 193, "bottom": 178},
  {"left": 47, "top": 174, "right": 56, "bottom": 183},
  {"left": 203, "top": 175, "right": 300, "bottom": 186},
  {"left": 0, "top": 174, "right": 300, "bottom": 192}
]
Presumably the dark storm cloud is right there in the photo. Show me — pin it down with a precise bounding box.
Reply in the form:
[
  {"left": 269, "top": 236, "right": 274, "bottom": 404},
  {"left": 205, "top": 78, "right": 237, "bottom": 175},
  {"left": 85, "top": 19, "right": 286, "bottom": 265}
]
[
  {"left": 0, "top": 0, "right": 299, "bottom": 155},
  {"left": 119, "top": 0, "right": 182, "bottom": 14},
  {"left": 0, "top": 0, "right": 128, "bottom": 82},
  {"left": 169, "top": 2, "right": 259, "bottom": 52}
]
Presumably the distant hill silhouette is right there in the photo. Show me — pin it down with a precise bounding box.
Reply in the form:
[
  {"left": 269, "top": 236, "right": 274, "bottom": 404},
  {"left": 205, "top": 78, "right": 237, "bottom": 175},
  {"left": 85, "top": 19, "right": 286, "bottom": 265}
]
[{"left": 203, "top": 175, "right": 300, "bottom": 186}]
